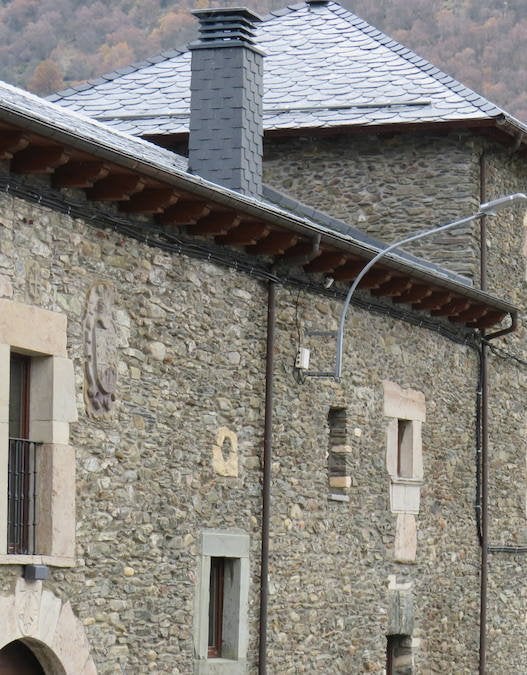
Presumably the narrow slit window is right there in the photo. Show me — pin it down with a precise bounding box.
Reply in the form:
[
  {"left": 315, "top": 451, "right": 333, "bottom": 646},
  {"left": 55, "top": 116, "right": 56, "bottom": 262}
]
[
  {"left": 208, "top": 557, "right": 225, "bottom": 658},
  {"left": 397, "top": 419, "right": 413, "bottom": 479},
  {"left": 386, "top": 634, "right": 413, "bottom": 674}
]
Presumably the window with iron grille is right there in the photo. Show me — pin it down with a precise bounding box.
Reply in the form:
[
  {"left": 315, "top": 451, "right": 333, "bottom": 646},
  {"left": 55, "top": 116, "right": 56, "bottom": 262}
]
[
  {"left": 8, "top": 353, "right": 37, "bottom": 555},
  {"left": 0, "top": 298, "right": 77, "bottom": 565}
]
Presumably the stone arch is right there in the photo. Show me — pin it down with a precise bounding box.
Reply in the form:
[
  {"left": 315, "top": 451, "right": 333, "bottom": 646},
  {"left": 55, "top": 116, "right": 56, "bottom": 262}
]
[
  {"left": 0, "top": 638, "right": 63, "bottom": 675},
  {"left": 0, "top": 578, "right": 96, "bottom": 675}
]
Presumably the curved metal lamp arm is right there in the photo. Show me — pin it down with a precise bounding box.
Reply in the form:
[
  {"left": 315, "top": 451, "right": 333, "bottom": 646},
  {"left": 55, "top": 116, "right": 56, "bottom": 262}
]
[{"left": 334, "top": 193, "right": 527, "bottom": 381}]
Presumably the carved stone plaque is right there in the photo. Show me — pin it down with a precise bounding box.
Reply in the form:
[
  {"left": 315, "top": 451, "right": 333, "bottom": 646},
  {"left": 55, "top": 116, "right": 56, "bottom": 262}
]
[
  {"left": 83, "top": 281, "right": 118, "bottom": 419},
  {"left": 212, "top": 427, "right": 239, "bottom": 477}
]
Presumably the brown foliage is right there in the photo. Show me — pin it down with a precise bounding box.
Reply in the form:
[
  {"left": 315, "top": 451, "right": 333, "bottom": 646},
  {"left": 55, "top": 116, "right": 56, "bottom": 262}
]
[
  {"left": 0, "top": 0, "right": 524, "bottom": 122},
  {"left": 27, "top": 59, "right": 64, "bottom": 94}
]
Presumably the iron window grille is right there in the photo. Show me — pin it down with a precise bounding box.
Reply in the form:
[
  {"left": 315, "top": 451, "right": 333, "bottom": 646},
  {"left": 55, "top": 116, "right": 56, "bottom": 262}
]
[{"left": 7, "top": 438, "right": 39, "bottom": 555}]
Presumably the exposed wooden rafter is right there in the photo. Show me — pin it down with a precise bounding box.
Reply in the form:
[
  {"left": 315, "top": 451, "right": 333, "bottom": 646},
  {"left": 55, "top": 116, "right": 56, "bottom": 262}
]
[
  {"left": 86, "top": 174, "right": 145, "bottom": 201},
  {"left": 11, "top": 145, "right": 70, "bottom": 174},
  {"left": 247, "top": 231, "right": 299, "bottom": 255},
  {"left": 52, "top": 161, "right": 110, "bottom": 188},
  {"left": 119, "top": 188, "right": 179, "bottom": 214},
  {"left": 217, "top": 222, "right": 270, "bottom": 246},
  {"left": 304, "top": 251, "right": 349, "bottom": 273},
  {"left": 0, "top": 120, "right": 514, "bottom": 333},
  {"left": 188, "top": 212, "right": 241, "bottom": 236},
  {"left": 0, "top": 130, "right": 29, "bottom": 159},
  {"left": 158, "top": 201, "right": 211, "bottom": 226}
]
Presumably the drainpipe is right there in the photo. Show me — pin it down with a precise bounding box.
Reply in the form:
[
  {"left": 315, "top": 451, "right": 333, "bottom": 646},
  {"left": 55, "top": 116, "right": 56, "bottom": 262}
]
[
  {"left": 478, "top": 152, "right": 488, "bottom": 675},
  {"left": 259, "top": 281, "right": 275, "bottom": 675}
]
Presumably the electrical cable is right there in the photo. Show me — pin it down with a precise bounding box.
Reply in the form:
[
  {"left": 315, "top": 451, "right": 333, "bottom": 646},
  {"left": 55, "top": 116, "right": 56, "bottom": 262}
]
[{"left": 0, "top": 175, "right": 479, "bottom": 349}]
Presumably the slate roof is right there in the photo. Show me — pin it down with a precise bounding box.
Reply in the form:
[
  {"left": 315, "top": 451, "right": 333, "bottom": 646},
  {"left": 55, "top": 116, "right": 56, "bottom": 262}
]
[
  {"left": 48, "top": 0, "right": 527, "bottom": 139},
  {"left": 0, "top": 80, "right": 455, "bottom": 276},
  {"left": 0, "top": 79, "right": 519, "bottom": 328}
]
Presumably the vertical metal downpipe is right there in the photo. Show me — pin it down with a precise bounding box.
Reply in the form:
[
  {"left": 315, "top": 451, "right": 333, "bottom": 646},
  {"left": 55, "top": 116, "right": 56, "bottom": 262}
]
[
  {"left": 259, "top": 281, "right": 275, "bottom": 675},
  {"left": 478, "top": 154, "right": 488, "bottom": 675}
]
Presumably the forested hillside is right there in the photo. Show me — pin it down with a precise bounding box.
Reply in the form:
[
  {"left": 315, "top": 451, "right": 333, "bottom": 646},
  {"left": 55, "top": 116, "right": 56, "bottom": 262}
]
[{"left": 0, "top": 0, "right": 526, "bottom": 123}]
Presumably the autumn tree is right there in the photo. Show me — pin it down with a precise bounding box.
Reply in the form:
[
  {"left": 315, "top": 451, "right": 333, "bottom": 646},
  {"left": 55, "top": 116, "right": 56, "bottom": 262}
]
[{"left": 27, "top": 59, "right": 64, "bottom": 94}]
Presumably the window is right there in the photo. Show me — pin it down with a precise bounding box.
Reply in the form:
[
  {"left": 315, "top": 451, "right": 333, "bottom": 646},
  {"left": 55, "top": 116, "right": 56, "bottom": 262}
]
[
  {"left": 386, "top": 634, "right": 413, "bottom": 675},
  {"left": 208, "top": 557, "right": 225, "bottom": 658},
  {"left": 384, "top": 381, "right": 426, "bottom": 562},
  {"left": 327, "top": 406, "right": 352, "bottom": 501},
  {"left": 397, "top": 419, "right": 413, "bottom": 479},
  {"left": 383, "top": 381, "right": 426, "bottom": 513},
  {"left": 0, "top": 299, "right": 77, "bottom": 566},
  {"left": 9, "top": 353, "right": 30, "bottom": 439},
  {"left": 194, "top": 530, "right": 249, "bottom": 674},
  {"left": 8, "top": 353, "right": 37, "bottom": 554}
]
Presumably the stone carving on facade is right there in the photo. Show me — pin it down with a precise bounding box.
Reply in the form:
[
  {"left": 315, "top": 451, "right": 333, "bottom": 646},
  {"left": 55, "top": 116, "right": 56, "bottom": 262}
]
[
  {"left": 83, "top": 281, "right": 118, "bottom": 419},
  {"left": 15, "top": 579, "right": 40, "bottom": 635},
  {"left": 26, "top": 261, "right": 41, "bottom": 301},
  {"left": 212, "top": 427, "right": 239, "bottom": 477},
  {"left": 1, "top": 579, "right": 97, "bottom": 674}
]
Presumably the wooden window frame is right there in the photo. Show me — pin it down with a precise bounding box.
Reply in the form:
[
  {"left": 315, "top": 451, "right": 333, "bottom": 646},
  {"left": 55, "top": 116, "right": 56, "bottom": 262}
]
[{"left": 9, "top": 353, "right": 31, "bottom": 441}]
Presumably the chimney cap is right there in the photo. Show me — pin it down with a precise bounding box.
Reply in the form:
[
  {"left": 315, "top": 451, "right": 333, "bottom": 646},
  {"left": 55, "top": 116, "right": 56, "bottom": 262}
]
[{"left": 191, "top": 7, "right": 263, "bottom": 48}]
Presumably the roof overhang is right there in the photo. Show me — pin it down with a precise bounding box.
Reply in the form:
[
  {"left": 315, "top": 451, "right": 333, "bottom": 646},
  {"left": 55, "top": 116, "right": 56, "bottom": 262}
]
[{"left": 0, "top": 89, "right": 519, "bottom": 334}]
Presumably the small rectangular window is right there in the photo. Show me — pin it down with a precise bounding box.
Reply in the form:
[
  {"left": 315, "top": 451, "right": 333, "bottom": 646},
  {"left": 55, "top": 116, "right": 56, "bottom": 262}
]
[
  {"left": 397, "top": 419, "right": 413, "bottom": 478},
  {"left": 386, "top": 634, "right": 413, "bottom": 674},
  {"left": 195, "top": 531, "right": 249, "bottom": 673},
  {"left": 208, "top": 557, "right": 225, "bottom": 658}
]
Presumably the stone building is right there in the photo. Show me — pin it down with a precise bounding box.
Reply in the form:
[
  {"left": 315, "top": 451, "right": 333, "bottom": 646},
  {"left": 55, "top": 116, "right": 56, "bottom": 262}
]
[{"left": 0, "top": 2, "right": 526, "bottom": 673}]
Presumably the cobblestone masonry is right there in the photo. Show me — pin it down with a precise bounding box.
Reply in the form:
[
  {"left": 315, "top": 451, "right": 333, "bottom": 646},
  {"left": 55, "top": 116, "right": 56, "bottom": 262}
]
[
  {"left": 0, "top": 137, "right": 526, "bottom": 673},
  {"left": 263, "top": 132, "right": 482, "bottom": 282}
]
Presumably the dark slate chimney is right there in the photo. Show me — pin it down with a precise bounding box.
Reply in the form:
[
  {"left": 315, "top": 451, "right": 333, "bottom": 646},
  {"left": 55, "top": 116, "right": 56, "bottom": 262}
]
[{"left": 189, "top": 8, "right": 264, "bottom": 197}]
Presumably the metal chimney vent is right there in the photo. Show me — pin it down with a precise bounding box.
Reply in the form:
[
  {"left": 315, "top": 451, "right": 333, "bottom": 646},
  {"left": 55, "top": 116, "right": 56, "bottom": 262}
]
[{"left": 192, "top": 8, "right": 260, "bottom": 47}]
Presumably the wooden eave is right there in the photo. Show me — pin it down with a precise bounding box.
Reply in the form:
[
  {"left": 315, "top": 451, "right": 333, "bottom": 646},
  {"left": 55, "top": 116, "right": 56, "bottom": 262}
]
[
  {"left": 146, "top": 116, "right": 524, "bottom": 150},
  {"left": 0, "top": 118, "right": 517, "bottom": 332}
]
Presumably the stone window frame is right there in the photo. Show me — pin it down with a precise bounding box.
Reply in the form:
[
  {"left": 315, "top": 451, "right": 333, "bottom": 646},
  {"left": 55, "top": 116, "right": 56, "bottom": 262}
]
[
  {"left": 383, "top": 381, "right": 426, "bottom": 515},
  {"left": 193, "top": 530, "right": 250, "bottom": 675},
  {"left": 0, "top": 299, "right": 77, "bottom": 567},
  {"left": 327, "top": 406, "right": 352, "bottom": 501}
]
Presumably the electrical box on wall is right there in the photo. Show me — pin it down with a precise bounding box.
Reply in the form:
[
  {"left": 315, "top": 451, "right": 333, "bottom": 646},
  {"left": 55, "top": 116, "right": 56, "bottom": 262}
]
[{"left": 295, "top": 347, "right": 310, "bottom": 370}]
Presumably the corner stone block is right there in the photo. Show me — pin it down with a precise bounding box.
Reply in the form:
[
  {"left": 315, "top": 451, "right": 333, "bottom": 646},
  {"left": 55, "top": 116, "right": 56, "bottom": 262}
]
[
  {"left": 329, "top": 476, "right": 351, "bottom": 489},
  {"left": 383, "top": 380, "right": 426, "bottom": 422},
  {"left": 0, "top": 592, "right": 20, "bottom": 647},
  {"left": 52, "top": 356, "right": 78, "bottom": 423},
  {"left": 0, "top": 343, "right": 9, "bottom": 422},
  {"left": 37, "top": 444, "right": 76, "bottom": 558},
  {"left": 50, "top": 601, "right": 96, "bottom": 675},
  {"left": 37, "top": 589, "right": 63, "bottom": 645},
  {"left": 388, "top": 587, "right": 414, "bottom": 636},
  {"left": 394, "top": 512, "right": 417, "bottom": 563},
  {"left": 14, "top": 577, "right": 43, "bottom": 637},
  {"left": 30, "top": 356, "right": 77, "bottom": 427},
  {"left": 0, "top": 299, "right": 67, "bottom": 356}
]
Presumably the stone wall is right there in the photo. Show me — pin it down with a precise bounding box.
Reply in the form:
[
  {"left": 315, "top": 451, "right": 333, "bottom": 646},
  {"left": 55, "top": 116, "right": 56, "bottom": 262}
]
[
  {"left": 263, "top": 131, "right": 482, "bottom": 281},
  {"left": 0, "top": 154, "right": 526, "bottom": 674}
]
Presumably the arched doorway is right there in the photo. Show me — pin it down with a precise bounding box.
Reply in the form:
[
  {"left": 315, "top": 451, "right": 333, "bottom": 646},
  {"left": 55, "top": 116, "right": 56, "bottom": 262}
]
[{"left": 0, "top": 640, "right": 45, "bottom": 675}]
